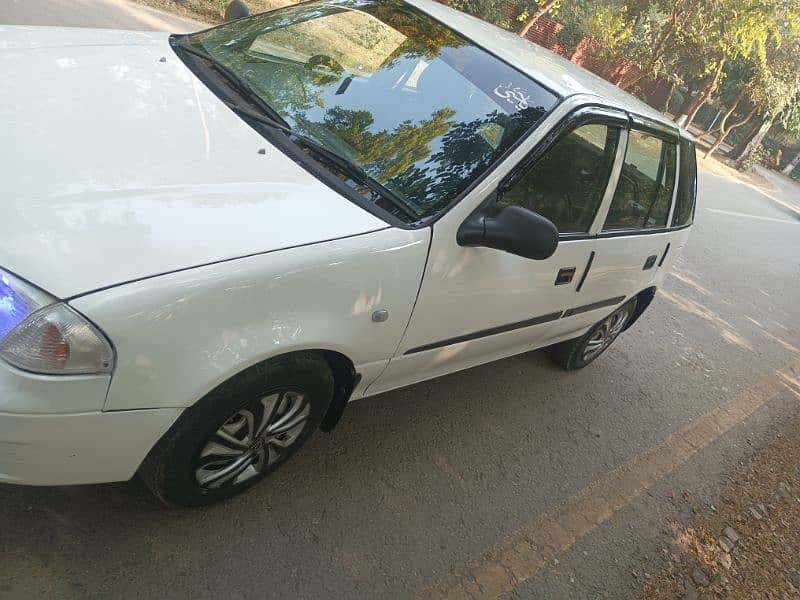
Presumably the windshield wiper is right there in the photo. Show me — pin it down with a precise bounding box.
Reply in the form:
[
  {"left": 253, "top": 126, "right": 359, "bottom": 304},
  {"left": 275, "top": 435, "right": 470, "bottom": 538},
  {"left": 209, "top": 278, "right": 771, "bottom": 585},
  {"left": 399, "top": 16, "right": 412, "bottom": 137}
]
[
  {"left": 171, "top": 37, "right": 290, "bottom": 128},
  {"left": 226, "top": 103, "right": 420, "bottom": 222}
]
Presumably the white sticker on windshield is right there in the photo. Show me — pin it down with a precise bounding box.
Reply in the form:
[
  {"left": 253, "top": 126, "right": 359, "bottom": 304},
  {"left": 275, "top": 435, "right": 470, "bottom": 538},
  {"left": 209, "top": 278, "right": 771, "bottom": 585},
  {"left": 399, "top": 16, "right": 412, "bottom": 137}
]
[{"left": 493, "top": 83, "right": 530, "bottom": 111}]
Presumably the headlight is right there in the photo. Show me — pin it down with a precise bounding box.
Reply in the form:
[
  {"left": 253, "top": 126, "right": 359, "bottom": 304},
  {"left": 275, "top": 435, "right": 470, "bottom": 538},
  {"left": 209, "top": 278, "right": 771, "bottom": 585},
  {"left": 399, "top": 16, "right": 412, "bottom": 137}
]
[{"left": 0, "top": 268, "right": 114, "bottom": 375}]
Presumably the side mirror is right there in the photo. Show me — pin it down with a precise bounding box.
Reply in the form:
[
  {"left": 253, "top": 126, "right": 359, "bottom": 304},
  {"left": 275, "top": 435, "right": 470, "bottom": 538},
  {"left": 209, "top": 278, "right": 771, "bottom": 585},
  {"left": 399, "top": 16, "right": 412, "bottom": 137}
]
[
  {"left": 457, "top": 203, "right": 559, "bottom": 260},
  {"left": 224, "top": 0, "right": 251, "bottom": 21}
]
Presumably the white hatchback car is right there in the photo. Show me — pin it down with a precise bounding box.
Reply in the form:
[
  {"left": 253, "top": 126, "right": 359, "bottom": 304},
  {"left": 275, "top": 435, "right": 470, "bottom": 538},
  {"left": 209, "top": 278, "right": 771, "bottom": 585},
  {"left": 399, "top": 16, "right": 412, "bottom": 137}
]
[{"left": 1, "top": 0, "right": 697, "bottom": 505}]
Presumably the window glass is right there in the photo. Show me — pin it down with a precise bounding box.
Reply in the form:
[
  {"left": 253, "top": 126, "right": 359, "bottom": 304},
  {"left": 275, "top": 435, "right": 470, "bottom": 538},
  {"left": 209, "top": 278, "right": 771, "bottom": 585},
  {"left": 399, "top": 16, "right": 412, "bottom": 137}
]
[
  {"left": 188, "top": 0, "right": 557, "bottom": 222},
  {"left": 604, "top": 131, "right": 677, "bottom": 231},
  {"left": 672, "top": 140, "right": 697, "bottom": 227},
  {"left": 498, "top": 124, "right": 621, "bottom": 233}
]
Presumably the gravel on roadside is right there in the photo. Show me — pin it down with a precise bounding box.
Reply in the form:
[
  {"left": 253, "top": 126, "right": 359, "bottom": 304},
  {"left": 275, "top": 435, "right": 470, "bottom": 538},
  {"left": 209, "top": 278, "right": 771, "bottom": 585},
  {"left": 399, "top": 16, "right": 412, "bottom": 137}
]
[
  {"left": 131, "top": 0, "right": 296, "bottom": 25},
  {"left": 640, "top": 417, "right": 800, "bottom": 599}
]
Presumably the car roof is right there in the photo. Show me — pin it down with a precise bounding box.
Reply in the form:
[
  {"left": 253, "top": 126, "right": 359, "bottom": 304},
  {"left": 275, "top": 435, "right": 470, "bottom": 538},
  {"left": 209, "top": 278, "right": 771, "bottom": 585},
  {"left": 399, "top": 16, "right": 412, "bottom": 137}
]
[{"left": 406, "top": 0, "right": 682, "bottom": 135}]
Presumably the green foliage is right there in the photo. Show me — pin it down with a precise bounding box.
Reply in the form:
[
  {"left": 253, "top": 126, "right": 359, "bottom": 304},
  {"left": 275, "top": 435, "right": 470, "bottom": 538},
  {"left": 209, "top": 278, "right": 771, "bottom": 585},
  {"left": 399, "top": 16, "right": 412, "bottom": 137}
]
[
  {"left": 553, "top": 0, "right": 593, "bottom": 50},
  {"left": 669, "top": 88, "right": 685, "bottom": 111},
  {"left": 583, "top": 4, "right": 633, "bottom": 60},
  {"left": 447, "top": 0, "right": 512, "bottom": 29},
  {"left": 738, "top": 143, "right": 768, "bottom": 171},
  {"left": 516, "top": 0, "right": 563, "bottom": 24}
]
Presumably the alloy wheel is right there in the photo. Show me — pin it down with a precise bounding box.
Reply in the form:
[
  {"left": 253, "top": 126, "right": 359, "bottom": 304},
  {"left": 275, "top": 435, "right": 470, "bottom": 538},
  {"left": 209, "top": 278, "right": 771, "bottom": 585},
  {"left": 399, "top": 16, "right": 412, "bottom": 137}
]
[
  {"left": 581, "top": 305, "right": 631, "bottom": 362},
  {"left": 194, "top": 390, "right": 310, "bottom": 490}
]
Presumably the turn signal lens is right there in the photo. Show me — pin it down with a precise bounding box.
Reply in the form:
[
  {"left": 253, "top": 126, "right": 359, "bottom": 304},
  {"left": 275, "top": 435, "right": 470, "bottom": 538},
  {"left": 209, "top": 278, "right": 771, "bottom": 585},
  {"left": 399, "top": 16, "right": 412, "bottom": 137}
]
[
  {"left": 0, "top": 303, "right": 114, "bottom": 375},
  {"left": 0, "top": 269, "right": 52, "bottom": 341}
]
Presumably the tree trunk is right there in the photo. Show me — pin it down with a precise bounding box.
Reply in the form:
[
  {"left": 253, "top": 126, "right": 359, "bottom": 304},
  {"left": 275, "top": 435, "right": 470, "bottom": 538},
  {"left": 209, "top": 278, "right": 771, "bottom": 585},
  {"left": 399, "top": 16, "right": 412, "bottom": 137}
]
[
  {"left": 661, "top": 80, "right": 677, "bottom": 112},
  {"left": 734, "top": 118, "right": 773, "bottom": 168},
  {"left": 618, "top": 36, "right": 670, "bottom": 91},
  {"left": 620, "top": 1, "right": 703, "bottom": 91},
  {"left": 703, "top": 84, "right": 750, "bottom": 157},
  {"left": 618, "top": 10, "right": 680, "bottom": 90},
  {"left": 731, "top": 116, "right": 763, "bottom": 157},
  {"left": 677, "top": 85, "right": 699, "bottom": 115},
  {"left": 704, "top": 105, "right": 757, "bottom": 158},
  {"left": 683, "top": 59, "right": 726, "bottom": 128},
  {"left": 781, "top": 148, "right": 800, "bottom": 175},
  {"left": 517, "top": 0, "right": 560, "bottom": 38}
]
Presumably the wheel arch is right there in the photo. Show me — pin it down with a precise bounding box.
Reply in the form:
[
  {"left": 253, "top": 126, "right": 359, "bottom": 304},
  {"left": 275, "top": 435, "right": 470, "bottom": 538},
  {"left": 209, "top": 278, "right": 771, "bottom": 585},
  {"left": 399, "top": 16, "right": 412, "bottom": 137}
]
[
  {"left": 197, "top": 348, "right": 359, "bottom": 433},
  {"left": 318, "top": 350, "right": 359, "bottom": 432},
  {"left": 623, "top": 286, "right": 657, "bottom": 332}
]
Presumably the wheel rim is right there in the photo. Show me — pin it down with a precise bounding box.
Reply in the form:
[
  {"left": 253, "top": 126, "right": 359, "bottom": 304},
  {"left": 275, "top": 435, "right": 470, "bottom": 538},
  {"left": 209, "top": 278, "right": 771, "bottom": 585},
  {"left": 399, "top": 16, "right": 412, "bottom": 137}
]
[
  {"left": 194, "top": 390, "right": 310, "bottom": 490},
  {"left": 581, "top": 305, "right": 631, "bottom": 362}
]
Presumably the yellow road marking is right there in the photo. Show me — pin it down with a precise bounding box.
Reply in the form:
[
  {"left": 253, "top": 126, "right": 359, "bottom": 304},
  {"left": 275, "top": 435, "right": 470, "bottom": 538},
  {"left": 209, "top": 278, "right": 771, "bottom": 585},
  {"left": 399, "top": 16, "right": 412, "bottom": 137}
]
[{"left": 422, "top": 360, "right": 800, "bottom": 599}]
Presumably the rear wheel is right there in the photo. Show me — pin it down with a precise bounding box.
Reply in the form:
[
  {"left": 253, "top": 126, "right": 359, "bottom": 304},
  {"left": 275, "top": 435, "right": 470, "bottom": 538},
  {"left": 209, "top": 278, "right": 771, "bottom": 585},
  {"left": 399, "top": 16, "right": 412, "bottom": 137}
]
[
  {"left": 550, "top": 297, "right": 637, "bottom": 371},
  {"left": 139, "top": 352, "right": 333, "bottom": 506}
]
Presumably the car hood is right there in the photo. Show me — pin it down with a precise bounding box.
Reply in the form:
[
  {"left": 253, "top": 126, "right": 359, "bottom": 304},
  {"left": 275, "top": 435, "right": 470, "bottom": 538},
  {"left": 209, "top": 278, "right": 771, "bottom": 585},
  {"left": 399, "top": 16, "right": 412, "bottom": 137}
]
[{"left": 1, "top": 26, "right": 387, "bottom": 298}]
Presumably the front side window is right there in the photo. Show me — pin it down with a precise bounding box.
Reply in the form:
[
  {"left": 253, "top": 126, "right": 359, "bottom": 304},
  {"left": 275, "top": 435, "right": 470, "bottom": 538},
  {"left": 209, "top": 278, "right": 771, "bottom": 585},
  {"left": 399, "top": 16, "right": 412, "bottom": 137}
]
[
  {"left": 604, "top": 131, "right": 677, "bottom": 231},
  {"left": 498, "top": 123, "right": 621, "bottom": 233},
  {"left": 672, "top": 140, "right": 697, "bottom": 227},
  {"left": 184, "top": 0, "right": 558, "bottom": 222}
]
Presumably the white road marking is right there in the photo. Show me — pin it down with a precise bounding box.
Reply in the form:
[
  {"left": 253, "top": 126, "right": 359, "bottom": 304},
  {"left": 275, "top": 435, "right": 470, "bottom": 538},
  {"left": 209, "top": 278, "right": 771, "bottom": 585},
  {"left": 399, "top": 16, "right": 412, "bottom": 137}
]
[{"left": 706, "top": 208, "right": 798, "bottom": 225}]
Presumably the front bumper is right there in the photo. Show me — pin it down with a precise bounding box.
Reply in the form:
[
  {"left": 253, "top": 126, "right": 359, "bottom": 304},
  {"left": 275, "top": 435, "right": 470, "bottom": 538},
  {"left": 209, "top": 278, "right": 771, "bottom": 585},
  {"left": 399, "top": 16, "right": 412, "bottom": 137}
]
[
  {"left": 0, "top": 359, "right": 181, "bottom": 485},
  {"left": 0, "top": 408, "right": 182, "bottom": 485}
]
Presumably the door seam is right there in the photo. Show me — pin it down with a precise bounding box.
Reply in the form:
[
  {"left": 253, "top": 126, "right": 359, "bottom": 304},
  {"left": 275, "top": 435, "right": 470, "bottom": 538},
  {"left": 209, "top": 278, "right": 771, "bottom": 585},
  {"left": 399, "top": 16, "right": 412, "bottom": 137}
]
[{"left": 360, "top": 225, "right": 435, "bottom": 396}]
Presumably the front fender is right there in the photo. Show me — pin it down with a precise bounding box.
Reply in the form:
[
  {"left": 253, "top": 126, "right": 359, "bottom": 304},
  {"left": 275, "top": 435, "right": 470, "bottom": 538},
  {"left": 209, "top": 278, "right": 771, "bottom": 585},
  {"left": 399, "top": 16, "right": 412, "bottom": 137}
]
[{"left": 72, "top": 228, "right": 430, "bottom": 411}]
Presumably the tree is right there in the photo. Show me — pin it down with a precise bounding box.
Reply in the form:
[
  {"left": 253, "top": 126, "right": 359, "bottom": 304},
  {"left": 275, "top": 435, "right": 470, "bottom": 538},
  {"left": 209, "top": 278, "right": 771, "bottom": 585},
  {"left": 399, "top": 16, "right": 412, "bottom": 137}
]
[
  {"left": 617, "top": 0, "right": 703, "bottom": 91},
  {"left": 673, "top": 0, "right": 784, "bottom": 128},
  {"left": 732, "top": 12, "right": 800, "bottom": 166},
  {"left": 781, "top": 146, "right": 800, "bottom": 175},
  {"left": 447, "top": 0, "right": 512, "bottom": 29},
  {"left": 677, "top": 58, "right": 727, "bottom": 127},
  {"left": 517, "top": 0, "right": 562, "bottom": 38},
  {"left": 582, "top": 4, "right": 634, "bottom": 62},
  {"left": 703, "top": 82, "right": 758, "bottom": 157}
]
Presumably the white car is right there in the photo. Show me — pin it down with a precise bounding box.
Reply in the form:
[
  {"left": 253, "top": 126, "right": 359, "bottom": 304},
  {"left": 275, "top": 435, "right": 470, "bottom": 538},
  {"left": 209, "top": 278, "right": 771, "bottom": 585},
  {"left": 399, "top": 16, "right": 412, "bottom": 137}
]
[{"left": 1, "top": 0, "right": 697, "bottom": 505}]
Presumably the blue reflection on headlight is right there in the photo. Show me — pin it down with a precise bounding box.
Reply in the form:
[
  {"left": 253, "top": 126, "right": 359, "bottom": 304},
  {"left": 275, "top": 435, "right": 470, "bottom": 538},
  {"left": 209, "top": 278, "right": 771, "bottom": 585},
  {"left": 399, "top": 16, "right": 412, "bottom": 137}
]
[{"left": 0, "top": 273, "right": 30, "bottom": 340}]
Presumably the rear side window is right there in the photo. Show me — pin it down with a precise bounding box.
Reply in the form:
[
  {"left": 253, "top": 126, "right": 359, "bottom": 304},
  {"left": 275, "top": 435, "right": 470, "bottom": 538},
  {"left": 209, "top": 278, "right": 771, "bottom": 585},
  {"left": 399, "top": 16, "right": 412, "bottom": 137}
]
[
  {"left": 672, "top": 140, "right": 697, "bottom": 227},
  {"left": 604, "top": 130, "right": 677, "bottom": 231},
  {"left": 499, "top": 124, "right": 621, "bottom": 233}
]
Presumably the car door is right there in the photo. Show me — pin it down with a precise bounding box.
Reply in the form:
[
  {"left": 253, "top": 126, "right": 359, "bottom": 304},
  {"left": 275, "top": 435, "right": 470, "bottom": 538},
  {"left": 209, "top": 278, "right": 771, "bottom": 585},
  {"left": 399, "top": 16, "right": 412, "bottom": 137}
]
[
  {"left": 578, "top": 118, "right": 682, "bottom": 305},
  {"left": 366, "top": 107, "right": 629, "bottom": 396}
]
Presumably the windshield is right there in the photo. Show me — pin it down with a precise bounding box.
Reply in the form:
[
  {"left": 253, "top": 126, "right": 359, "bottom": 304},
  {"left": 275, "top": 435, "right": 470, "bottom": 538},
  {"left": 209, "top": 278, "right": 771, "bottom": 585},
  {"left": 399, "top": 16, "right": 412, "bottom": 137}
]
[{"left": 185, "top": 0, "right": 558, "bottom": 223}]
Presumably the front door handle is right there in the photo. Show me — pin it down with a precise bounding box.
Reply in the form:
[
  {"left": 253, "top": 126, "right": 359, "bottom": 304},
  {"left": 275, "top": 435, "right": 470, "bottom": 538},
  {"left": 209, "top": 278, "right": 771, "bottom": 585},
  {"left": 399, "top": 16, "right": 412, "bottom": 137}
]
[
  {"left": 643, "top": 255, "right": 658, "bottom": 270},
  {"left": 658, "top": 243, "right": 671, "bottom": 267},
  {"left": 555, "top": 267, "right": 576, "bottom": 285}
]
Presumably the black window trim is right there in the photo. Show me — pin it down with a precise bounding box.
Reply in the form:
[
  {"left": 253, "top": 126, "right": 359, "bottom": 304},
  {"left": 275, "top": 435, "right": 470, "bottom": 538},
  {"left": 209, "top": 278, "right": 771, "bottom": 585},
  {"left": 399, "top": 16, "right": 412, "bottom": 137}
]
[
  {"left": 495, "top": 104, "right": 629, "bottom": 240},
  {"left": 498, "top": 105, "right": 629, "bottom": 196},
  {"left": 670, "top": 137, "right": 698, "bottom": 228},
  {"left": 489, "top": 103, "right": 694, "bottom": 241},
  {"left": 602, "top": 131, "right": 677, "bottom": 233},
  {"left": 629, "top": 114, "right": 680, "bottom": 142},
  {"left": 599, "top": 114, "right": 683, "bottom": 236}
]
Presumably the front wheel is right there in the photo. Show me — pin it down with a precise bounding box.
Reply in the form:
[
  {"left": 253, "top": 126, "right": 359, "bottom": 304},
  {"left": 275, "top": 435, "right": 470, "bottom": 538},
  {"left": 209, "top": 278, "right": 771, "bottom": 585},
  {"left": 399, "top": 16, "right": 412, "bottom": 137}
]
[
  {"left": 139, "top": 352, "right": 333, "bottom": 506},
  {"left": 549, "top": 297, "right": 637, "bottom": 371}
]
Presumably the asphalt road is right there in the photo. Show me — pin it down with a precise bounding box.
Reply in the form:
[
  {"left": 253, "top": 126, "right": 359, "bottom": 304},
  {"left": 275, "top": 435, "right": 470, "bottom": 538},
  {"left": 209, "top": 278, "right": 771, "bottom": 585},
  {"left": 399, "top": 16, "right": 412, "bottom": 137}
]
[
  {"left": 2, "top": 4, "right": 800, "bottom": 599},
  {"left": 0, "top": 0, "right": 204, "bottom": 32}
]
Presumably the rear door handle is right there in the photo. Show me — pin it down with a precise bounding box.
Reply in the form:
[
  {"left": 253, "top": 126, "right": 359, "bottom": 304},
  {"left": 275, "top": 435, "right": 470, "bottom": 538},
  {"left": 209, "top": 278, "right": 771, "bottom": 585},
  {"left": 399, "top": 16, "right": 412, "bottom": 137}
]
[{"left": 643, "top": 255, "right": 657, "bottom": 270}]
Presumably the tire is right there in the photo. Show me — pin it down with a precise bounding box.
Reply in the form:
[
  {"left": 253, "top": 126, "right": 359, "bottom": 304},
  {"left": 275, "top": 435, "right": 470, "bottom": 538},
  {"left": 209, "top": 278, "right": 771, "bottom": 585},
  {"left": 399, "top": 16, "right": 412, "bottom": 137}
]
[
  {"left": 139, "top": 352, "right": 333, "bottom": 506},
  {"left": 549, "top": 297, "right": 638, "bottom": 371}
]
